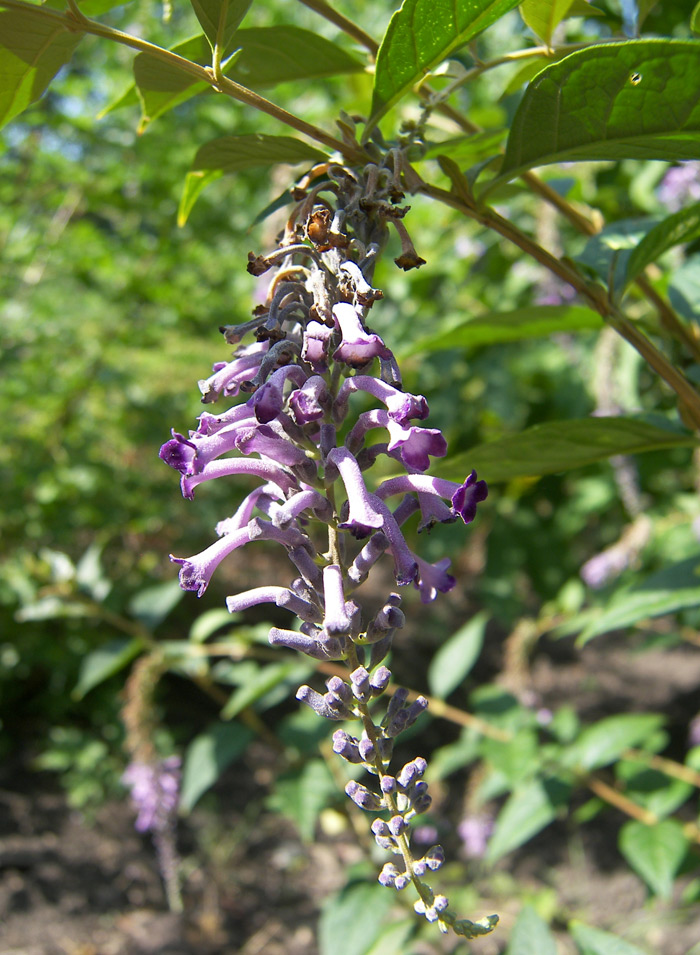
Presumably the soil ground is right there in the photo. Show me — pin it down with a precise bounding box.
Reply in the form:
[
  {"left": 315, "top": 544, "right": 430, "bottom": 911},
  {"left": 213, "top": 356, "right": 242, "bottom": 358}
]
[{"left": 2, "top": 632, "right": 700, "bottom": 955}]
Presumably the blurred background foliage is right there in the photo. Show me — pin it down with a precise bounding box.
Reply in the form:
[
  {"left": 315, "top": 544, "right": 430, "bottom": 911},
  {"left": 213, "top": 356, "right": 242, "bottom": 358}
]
[{"left": 3, "top": 0, "right": 700, "bottom": 949}]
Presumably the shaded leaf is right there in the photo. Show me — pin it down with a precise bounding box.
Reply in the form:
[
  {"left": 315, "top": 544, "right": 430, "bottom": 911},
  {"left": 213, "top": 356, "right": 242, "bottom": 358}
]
[
  {"left": 128, "top": 579, "right": 183, "bottom": 630},
  {"left": 570, "top": 922, "right": 650, "bottom": 955},
  {"left": 668, "top": 254, "right": 700, "bottom": 322},
  {"left": 520, "top": 0, "right": 575, "bottom": 44},
  {"left": 227, "top": 26, "right": 363, "bottom": 87},
  {"left": 221, "top": 661, "right": 303, "bottom": 719},
  {"left": 505, "top": 905, "right": 557, "bottom": 955},
  {"left": 73, "top": 637, "right": 143, "bottom": 699},
  {"left": 620, "top": 820, "right": 689, "bottom": 897},
  {"left": 563, "top": 714, "right": 665, "bottom": 772},
  {"left": 0, "top": 6, "right": 83, "bottom": 129},
  {"left": 178, "top": 134, "right": 326, "bottom": 225},
  {"left": 486, "top": 776, "right": 570, "bottom": 861},
  {"left": 428, "top": 611, "right": 488, "bottom": 698},
  {"left": 500, "top": 40, "right": 700, "bottom": 180},
  {"left": 616, "top": 761, "right": 692, "bottom": 818},
  {"left": 318, "top": 881, "right": 397, "bottom": 955},
  {"left": 694, "top": 1, "right": 700, "bottom": 35},
  {"left": 423, "top": 128, "right": 507, "bottom": 162},
  {"left": 189, "top": 607, "right": 233, "bottom": 643},
  {"left": 578, "top": 554, "right": 700, "bottom": 642},
  {"left": 267, "top": 759, "right": 336, "bottom": 842},
  {"left": 625, "top": 201, "right": 700, "bottom": 288},
  {"left": 180, "top": 721, "right": 254, "bottom": 812},
  {"left": 438, "top": 417, "right": 697, "bottom": 484},
  {"left": 368, "top": 0, "right": 521, "bottom": 131},
  {"left": 190, "top": 0, "right": 251, "bottom": 51},
  {"left": 575, "top": 217, "right": 659, "bottom": 297},
  {"left": 408, "top": 304, "right": 603, "bottom": 353}
]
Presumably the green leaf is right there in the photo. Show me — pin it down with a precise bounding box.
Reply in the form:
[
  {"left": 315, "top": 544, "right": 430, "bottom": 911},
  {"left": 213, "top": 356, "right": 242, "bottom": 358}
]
[
  {"left": 438, "top": 417, "right": 697, "bottom": 484},
  {"left": 575, "top": 217, "right": 659, "bottom": 297},
  {"left": 520, "top": 0, "right": 575, "bottom": 44},
  {"left": 563, "top": 714, "right": 665, "bottom": 772},
  {"left": 505, "top": 905, "right": 557, "bottom": 955},
  {"left": 221, "top": 661, "right": 301, "bottom": 719},
  {"left": 578, "top": 554, "right": 700, "bottom": 643},
  {"left": 266, "top": 758, "right": 336, "bottom": 842},
  {"left": 227, "top": 26, "right": 363, "bottom": 87},
  {"left": 179, "top": 721, "right": 254, "bottom": 812},
  {"left": 486, "top": 776, "right": 570, "bottom": 861},
  {"left": 500, "top": 40, "right": 700, "bottom": 181},
  {"left": 693, "top": 1, "right": 700, "bottom": 35},
  {"left": 423, "top": 128, "right": 507, "bottom": 163},
  {"left": 428, "top": 611, "right": 488, "bottom": 698},
  {"left": 190, "top": 0, "right": 252, "bottom": 51},
  {"left": 73, "top": 637, "right": 143, "bottom": 699},
  {"left": 407, "top": 305, "right": 603, "bottom": 354},
  {"left": 486, "top": 730, "right": 540, "bottom": 787},
  {"left": 570, "top": 922, "right": 650, "bottom": 955},
  {"left": 625, "top": 202, "right": 700, "bottom": 289},
  {"left": 133, "top": 35, "right": 211, "bottom": 132},
  {"left": 0, "top": 6, "right": 83, "bottom": 130},
  {"left": 128, "top": 578, "right": 183, "bottom": 630},
  {"left": 178, "top": 134, "right": 326, "bottom": 225},
  {"left": 189, "top": 607, "right": 233, "bottom": 643},
  {"left": 368, "top": 0, "right": 521, "bottom": 133},
  {"left": 318, "top": 881, "right": 397, "bottom": 955},
  {"left": 620, "top": 819, "right": 689, "bottom": 897},
  {"left": 616, "top": 761, "right": 692, "bottom": 818}
]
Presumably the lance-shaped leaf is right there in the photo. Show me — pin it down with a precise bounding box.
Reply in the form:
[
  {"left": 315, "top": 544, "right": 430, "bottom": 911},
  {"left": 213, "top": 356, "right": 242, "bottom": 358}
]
[
  {"left": 500, "top": 40, "right": 700, "bottom": 180},
  {"left": 133, "top": 35, "right": 211, "bottom": 132},
  {"left": 624, "top": 202, "right": 700, "bottom": 290},
  {"left": 520, "top": 0, "right": 575, "bottom": 44},
  {"left": 178, "top": 134, "right": 327, "bottom": 225},
  {"left": 438, "top": 417, "right": 697, "bottom": 483},
  {"left": 405, "top": 304, "right": 603, "bottom": 354},
  {"left": 0, "top": 6, "right": 83, "bottom": 130},
  {"left": 226, "top": 26, "right": 363, "bottom": 88},
  {"left": 569, "top": 922, "right": 650, "bottom": 955},
  {"left": 190, "top": 0, "right": 252, "bottom": 51},
  {"left": 367, "top": 0, "right": 521, "bottom": 133}
]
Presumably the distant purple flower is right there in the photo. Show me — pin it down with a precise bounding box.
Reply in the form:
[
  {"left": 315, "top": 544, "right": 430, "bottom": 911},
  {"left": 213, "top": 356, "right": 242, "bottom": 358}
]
[
  {"left": 658, "top": 162, "right": 700, "bottom": 212},
  {"left": 688, "top": 714, "right": 700, "bottom": 748},
  {"left": 123, "top": 757, "right": 181, "bottom": 833},
  {"left": 458, "top": 813, "right": 494, "bottom": 859}
]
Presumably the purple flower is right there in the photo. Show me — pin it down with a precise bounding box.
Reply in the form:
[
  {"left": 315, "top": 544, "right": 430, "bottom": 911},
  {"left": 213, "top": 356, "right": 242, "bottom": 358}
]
[
  {"left": 122, "top": 757, "right": 181, "bottom": 833},
  {"left": 332, "top": 302, "right": 392, "bottom": 367},
  {"left": 658, "top": 162, "right": 700, "bottom": 212},
  {"left": 170, "top": 525, "right": 251, "bottom": 596},
  {"left": 458, "top": 813, "right": 494, "bottom": 859},
  {"left": 198, "top": 342, "right": 268, "bottom": 402}
]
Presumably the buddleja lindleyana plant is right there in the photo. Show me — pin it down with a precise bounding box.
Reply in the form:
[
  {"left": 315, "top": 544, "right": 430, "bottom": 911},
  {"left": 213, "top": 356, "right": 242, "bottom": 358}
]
[{"left": 159, "top": 160, "right": 494, "bottom": 938}]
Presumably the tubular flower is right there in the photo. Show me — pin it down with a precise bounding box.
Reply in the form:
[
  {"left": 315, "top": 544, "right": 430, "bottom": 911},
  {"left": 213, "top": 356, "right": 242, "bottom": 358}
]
[{"left": 160, "top": 162, "right": 493, "bottom": 939}]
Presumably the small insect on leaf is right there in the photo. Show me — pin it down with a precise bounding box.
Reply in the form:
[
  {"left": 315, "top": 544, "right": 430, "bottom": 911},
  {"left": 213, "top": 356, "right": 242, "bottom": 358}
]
[{"left": 630, "top": 72, "right": 642, "bottom": 85}]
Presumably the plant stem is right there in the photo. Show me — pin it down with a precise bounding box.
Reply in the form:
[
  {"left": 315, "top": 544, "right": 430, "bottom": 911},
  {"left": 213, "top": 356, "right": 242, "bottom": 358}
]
[
  {"left": 297, "top": 0, "right": 378, "bottom": 55},
  {"left": 3, "top": 0, "right": 363, "bottom": 161}
]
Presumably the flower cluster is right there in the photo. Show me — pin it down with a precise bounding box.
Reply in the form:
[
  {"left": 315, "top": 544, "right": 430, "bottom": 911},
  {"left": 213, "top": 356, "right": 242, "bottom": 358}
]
[
  {"left": 160, "top": 160, "right": 492, "bottom": 936},
  {"left": 122, "top": 756, "right": 181, "bottom": 834}
]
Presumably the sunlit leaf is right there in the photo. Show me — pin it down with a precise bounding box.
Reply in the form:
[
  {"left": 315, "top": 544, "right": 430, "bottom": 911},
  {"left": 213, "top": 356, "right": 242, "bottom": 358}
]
[
  {"left": 486, "top": 776, "right": 570, "bottom": 861},
  {"left": 620, "top": 819, "right": 689, "bottom": 897},
  {"left": 73, "top": 637, "right": 143, "bottom": 699},
  {"left": 505, "top": 905, "right": 557, "bottom": 955},
  {"left": 0, "top": 6, "right": 83, "bottom": 129},
  {"left": 133, "top": 35, "right": 211, "bottom": 132},
  {"left": 368, "top": 0, "right": 521, "bottom": 132},
  {"left": 500, "top": 40, "right": 700, "bottom": 180},
  {"left": 221, "top": 661, "right": 302, "bottom": 719},
  {"left": 570, "top": 922, "right": 650, "bottom": 955},
  {"left": 190, "top": 0, "right": 252, "bottom": 51},
  {"left": 578, "top": 554, "right": 700, "bottom": 643},
  {"left": 562, "top": 714, "right": 665, "bottom": 772},
  {"left": 407, "top": 305, "right": 603, "bottom": 354},
  {"left": 128, "top": 578, "right": 183, "bottom": 630},
  {"left": 438, "top": 417, "right": 697, "bottom": 483},
  {"left": 520, "top": 0, "right": 575, "bottom": 44},
  {"left": 625, "top": 201, "right": 700, "bottom": 289},
  {"left": 180, "top": 721, "right": 254, "bottom": 812},
  {"left": 428, "top": 611, "right": 488, "bottom": 698}
]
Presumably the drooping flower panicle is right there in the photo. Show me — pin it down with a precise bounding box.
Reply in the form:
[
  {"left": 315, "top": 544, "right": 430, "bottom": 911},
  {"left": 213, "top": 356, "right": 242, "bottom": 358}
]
[{"left": 160, "top": 160, "right": 494, "bottom": 938}]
